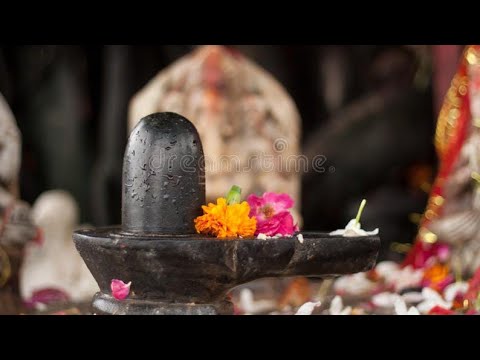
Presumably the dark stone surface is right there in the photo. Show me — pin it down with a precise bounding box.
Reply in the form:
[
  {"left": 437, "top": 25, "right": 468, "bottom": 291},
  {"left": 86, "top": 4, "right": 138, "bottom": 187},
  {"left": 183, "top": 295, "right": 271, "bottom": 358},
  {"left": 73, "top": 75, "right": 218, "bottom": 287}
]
[
  {"left": 92, "top": 293, "right": 233, "bottom": 315},
  {"left": 122, "top": 112, "right": 205, "bottom": 234},
  {"left": 73, "top": 228, "right": 379, "bottom": 305}
]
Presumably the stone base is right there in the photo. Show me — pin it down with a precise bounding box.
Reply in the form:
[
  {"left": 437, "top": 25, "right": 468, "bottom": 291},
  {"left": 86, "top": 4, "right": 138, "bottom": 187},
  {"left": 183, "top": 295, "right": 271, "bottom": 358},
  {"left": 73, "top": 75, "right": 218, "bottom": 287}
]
[{"left": 92, "top": 293, "right": 233, "bottom": 315}]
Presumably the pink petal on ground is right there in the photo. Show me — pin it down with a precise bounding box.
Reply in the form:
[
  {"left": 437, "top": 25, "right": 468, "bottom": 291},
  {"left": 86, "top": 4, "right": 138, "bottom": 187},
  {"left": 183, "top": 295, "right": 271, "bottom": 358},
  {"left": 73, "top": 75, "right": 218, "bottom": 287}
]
[
  {"left": 24, "top": 288, "right": 70, "bottom": 309},
  {"left": 111, "top": 279, "right": 131, "bottom": 300}
]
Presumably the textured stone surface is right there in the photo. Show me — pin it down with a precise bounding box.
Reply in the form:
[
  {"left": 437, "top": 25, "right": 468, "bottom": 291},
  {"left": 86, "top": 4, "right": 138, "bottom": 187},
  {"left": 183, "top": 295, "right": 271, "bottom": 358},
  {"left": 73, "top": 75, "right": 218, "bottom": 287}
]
[
  {"left": 74, "top": 229, "right": 379, "bottom": 307},
  {"left": 122, "top": 112, "right": 205, "bottom": 234}
]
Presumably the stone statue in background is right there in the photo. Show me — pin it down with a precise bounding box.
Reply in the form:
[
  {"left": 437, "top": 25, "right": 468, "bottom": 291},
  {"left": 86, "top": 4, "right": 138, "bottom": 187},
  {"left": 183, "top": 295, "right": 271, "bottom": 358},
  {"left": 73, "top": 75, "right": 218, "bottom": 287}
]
[
  {"left": 20, "top": 190, "right": 99, "bottom": 304},
  {"left": 128, "top": 45, "right": 302, "bottom": 223},
  {"left": 0, "top": 93, "right": 37, "bottom": 314}
]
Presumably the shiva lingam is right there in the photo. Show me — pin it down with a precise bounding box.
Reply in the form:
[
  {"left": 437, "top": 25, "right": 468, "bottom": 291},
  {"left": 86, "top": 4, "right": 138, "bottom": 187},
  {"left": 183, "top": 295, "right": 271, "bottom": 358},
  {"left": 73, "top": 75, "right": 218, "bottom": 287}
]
[{"left": 73, "top": 112, "right": 380, "bottom": 315}]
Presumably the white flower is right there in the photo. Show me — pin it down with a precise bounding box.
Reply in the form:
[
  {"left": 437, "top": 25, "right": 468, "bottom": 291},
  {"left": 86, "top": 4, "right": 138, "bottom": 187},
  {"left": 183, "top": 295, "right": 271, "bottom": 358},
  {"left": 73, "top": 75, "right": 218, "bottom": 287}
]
[
  {"left": 333, "top": 272, "right": 376, "bottom": 296},
  {"left": 329, "top": 295, "right": 352, "bottom": 315},
  {"left": 443, "top": 282, "right": 469, "bottom": 302},
  {"left": 330, "top": 219, "right": 379, "bottom": 237},
  {"left": 394, "top": 298, "right": 420, "bottom": 315},
  {"left": 295, "top": 301, "right": 322, "bottom": 315},
  {"left": 417, "top": 287, "right": 452, "bottom": 314},
  {"left": 329, "top": 200, "right": 379, "bottom": 237}
]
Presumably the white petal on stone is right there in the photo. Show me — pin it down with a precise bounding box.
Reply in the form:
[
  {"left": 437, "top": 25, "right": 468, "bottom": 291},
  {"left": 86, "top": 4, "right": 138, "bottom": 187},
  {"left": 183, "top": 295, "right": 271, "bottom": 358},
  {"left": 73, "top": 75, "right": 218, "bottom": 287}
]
[
  {"left": 239, "top": 288, "right": 277, "bottom": 314},
  {"left": 329, "top": 295, "right": 344, "bottom": 315},
  {"left": 444, "top": 282, "right": 469, "bottom": 302},
  {"left": 333, "top": 273, "right": 376, "bottom": 296},
  {"left": 295, "top": 301, "right": 321, "bottom": 315},
  {"left": 417, "top": 300, "right": 436, "bottom": 314},
  {"left": 422, "top": 287, "right": 443, "bottom": 302},
  {"left": 330, "top": 219, "right": 379, "bottom": 237},
  {"left": 375, "top": 261, "right": 400, "bottom": 277},
  {"left": 297, "top": 233, "right": 304, "bottom": 244},
  {"left": 345, "top": 219, "right": 360, "bottom": 230},
  {"left": 402, "top": 292, "right": 424, "bottom": 304},
  {"left": 256, "top": 233, "right": 267, "bottom": 240},
  {"left": 394, "top": 298, "right": 408, "bottom": 315},
  {"left": 417, "top": 288, "right": 452, "bottom": 314},
  {"left": 380, "top": 265, "right": 424, "bottom": 293},
  {"left": 407, "top": 307, "right": 420, "bottom": 315},
  {"left": 340, "top": 306, "right": 352, "bottom": 315},
  {"left": 372, "top": 292, "right": 402, "bottom": 308}
]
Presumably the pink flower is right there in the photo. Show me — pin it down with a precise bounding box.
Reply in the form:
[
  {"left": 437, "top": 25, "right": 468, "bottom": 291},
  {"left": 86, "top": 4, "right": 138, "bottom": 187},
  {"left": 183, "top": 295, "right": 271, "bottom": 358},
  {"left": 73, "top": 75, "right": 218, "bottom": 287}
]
[
  {"left": 111, "top": 279, "right": 131, "bottom": 300},
  {"left": 247, "top": 192, "right": 298, "bottom": 236}
]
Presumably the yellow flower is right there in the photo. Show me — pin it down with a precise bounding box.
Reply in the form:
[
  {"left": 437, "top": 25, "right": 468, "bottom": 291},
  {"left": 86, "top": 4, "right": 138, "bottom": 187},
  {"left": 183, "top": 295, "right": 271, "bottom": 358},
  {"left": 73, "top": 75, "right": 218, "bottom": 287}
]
[{"left": 194, "top": 198, "right": 257, "bottom": 238}]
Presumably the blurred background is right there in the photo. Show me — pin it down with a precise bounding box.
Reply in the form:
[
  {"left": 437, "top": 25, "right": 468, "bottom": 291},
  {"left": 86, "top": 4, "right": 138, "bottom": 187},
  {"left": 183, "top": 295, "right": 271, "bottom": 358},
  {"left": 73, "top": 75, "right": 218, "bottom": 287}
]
[{"left": 0, "top": 45, "right": 464, "bottom": 261}]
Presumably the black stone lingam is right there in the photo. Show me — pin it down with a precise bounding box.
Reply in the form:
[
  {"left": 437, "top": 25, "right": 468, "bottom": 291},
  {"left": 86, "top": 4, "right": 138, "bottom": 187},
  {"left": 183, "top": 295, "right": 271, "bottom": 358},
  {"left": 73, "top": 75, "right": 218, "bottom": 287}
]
[{"left": 73, "top": 112, "right": 380, "bottom": 315}]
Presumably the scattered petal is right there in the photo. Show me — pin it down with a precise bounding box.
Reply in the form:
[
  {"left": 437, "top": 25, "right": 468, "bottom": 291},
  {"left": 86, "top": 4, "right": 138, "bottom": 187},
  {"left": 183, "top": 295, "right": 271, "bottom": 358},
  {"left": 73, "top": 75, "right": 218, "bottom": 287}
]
[
  {"left": 256, "top": 233, "right": 267, "bottom": 240},
  {"left": 417, "top": 287, "right": 452, "bottom": 314},
  {"left": 334, "top": 272, "right": 376, "bottom": 296},
  {"left": 428, "top": 306, "right": 455, "bottom": 315},
  {"left": 24, "top": 288, "right": 70, "bottom": 309},
  {"left": 329, "top": 295, "right": 351, "bottom": 315},
  {"left": 238, "top": 289, "right": 277, "bottom": 315},
  {"left": 407, "top": 306, "right": 420, "bottom": 315},
  {"left": 394, "top": 298, "right": 408, "bottom": 315},
  {"left": 295, "top": 301, "right": 321, "bottom": 315},
  {"left": 402, "top": 292, "right": 424, "bottom": 304},
  {"left": 111, "top": 279, "right": 131, "bottom": 300},
  {"left": 444, "top": 282, "right": 469, "bottom": 302},
  {"left": 372, "top": 292, "right": 402, "bottom": 308},
  {"left": 329, "top": 295, "right": 343, "bottom": 315},
  {"left": 297, "top": 233, "right": 304, "bottom": 244}
]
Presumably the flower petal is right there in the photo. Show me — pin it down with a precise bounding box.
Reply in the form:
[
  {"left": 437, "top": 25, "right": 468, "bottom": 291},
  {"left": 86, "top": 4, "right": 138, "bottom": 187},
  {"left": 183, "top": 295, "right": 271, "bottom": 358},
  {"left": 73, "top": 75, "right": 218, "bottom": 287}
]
[
  {"left": 295, "top": 301, "right": 321, "bottom": 315},
  {"left": 111, "top": 279, "right": 131, "bottom": 300},
  {"left": 262, "top": 192, "right": 294, "bottom": 212}
]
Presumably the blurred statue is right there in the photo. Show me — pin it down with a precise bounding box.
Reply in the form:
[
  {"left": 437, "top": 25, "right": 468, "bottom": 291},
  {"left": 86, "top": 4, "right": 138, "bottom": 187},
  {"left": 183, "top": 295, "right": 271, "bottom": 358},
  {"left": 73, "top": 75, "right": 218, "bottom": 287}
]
[
  {"left": 20, "top": 190, "right": 99, "bottom": 304},
  {"left": 0, "top": 93, "right": 37, "bottom": 314},
  {"left": 0, "top": 93, "right": 21, "bottom": 196},
  {"left": 128, "top": 45, "right": 302, "bottom": 223},
  {"left": 405, "top": 45, "right": 480, "bottom": 275}
]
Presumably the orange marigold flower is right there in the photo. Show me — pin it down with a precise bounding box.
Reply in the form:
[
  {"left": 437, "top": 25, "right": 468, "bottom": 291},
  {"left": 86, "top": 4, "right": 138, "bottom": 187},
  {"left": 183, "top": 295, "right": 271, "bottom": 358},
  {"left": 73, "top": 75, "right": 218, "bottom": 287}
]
[
  {"left": 194, "top": 198, "right": 257, "bottom": 238},
  {"left": 422, "top": 262, "right": 454, "bottom": 292}
]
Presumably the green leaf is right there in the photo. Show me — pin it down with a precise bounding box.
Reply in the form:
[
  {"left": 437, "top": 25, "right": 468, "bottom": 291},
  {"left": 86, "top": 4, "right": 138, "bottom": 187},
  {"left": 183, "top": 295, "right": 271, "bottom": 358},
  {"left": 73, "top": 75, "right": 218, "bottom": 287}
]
[{"left": 226, "top": 185, "right": 242, "bottom": 205}]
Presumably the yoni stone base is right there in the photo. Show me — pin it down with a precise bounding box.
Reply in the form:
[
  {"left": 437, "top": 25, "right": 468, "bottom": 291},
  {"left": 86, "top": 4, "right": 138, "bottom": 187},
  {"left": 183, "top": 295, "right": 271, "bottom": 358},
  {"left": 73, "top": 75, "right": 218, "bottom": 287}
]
[{"left": 92, "top": 293, "right": 233, "bottom": 315}]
